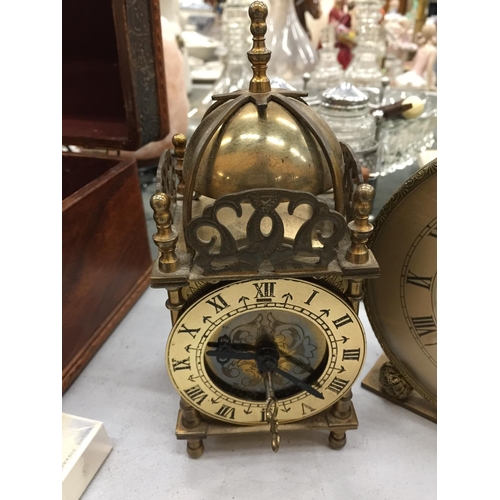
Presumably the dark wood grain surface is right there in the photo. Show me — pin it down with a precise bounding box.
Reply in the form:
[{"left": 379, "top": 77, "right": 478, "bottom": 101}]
[
  {"left": 62, "top": 0, "right": 169, "bottom": 150},
  {"left": 62, "top": 153, "right": 152, "bottom": 392}
]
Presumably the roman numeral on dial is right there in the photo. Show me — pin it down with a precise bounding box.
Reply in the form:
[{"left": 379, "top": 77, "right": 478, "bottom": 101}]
[
  {"left": 342, "top": 348, "right": 361, "bottom": 361},
  {"left": 205, "top": 294, "right": 230, "bottom": 313},
  {"left": 254, "top": 282, "right": 275, "bottom": 301},
  {"left": 301, "top": 403, "right": 315, "bottom": 415},
  {"left": 304, "top": 290, "right": 319, "bottom": 305},
  {"left": 215, "top": 404, "right": 236, "bottom": 420},
  {"left": 406, "top": 271, "right": 432, "bottom": 290},
  {"left": 332, "top": 314, "right": 353, "bottom": 329},
  {"left": 411, "top": 316, "right": 436, "bottom": 337},
  {"left": 327, "top": 377, "right": 349, "bottom": 394},
  {"left": 184, "top": 385, "right": 208, "bottom": 405},
  {"left": 172, "top": 358, "right": 191, "bottom": 371},
  {"left": 178, "top": 324, "right": 200, "bottom": 339}
]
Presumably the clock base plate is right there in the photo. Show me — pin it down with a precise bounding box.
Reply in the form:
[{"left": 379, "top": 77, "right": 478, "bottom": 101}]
[
  {"left": 174, "top": 402, "right": 359, "bottom": 457},
  {"left": 361, "top": 354, "right": 437, "bottom": 423}
]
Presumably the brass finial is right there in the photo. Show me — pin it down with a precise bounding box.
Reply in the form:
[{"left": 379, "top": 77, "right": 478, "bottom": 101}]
[
  {"left": 150, "top": 192, "right": 179, "bottom": 272},
  {"left": 173, "top": 133, "right": 186, "bottom": 196},
  {"left": 345, "top": 183, "right": 375, "bottom": 264},
  {"left": 248, "top": 1, "right": 271, "bottom": 93}
]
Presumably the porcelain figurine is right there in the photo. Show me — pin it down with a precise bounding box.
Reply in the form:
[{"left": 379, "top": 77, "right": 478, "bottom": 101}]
[
  {"left": 329, "top": 0, "right": 356, "bottom": 70},
  {"left": 383, "top": 0, "right": 417, "bottom": 62},
  {"left": 393, "top": 21, "right": 436, "bottom": 91}
]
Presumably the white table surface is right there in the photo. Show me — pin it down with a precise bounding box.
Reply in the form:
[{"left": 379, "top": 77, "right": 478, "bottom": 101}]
[{"left": 62, "top": 286, "right": 437, "bottom": 500}]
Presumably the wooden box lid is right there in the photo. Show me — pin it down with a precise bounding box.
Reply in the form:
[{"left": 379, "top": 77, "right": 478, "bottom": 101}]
[{"left": 62, "top": 0, "right": 169, "bottom": 151}]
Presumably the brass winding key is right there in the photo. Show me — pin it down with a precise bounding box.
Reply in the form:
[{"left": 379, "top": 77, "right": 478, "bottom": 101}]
[{"left": 263, "top": 371, "right": 280, "bottom": 452}]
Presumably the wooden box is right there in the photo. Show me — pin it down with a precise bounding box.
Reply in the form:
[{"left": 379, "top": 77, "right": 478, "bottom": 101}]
[
  {"left": 62, "top": 0, "right": 169, "bottom": 150},
  {"left": 62, "top": 154, "right": 152, "bottom": 392},
  {"left": 62, "top": 0, "right": 169, "bottom": 392}
]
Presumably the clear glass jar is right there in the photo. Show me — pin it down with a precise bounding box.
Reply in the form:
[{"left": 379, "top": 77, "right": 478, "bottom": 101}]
[
  {"left": 353, "top": 0, "right": 386, "bottom": 56},
  {"left": 376, "top": 88, "right": 437, "bottom": 175},
  {"left": 216, "top": 0, "right": 253, "bottom": 94},
  {"left": 187, "top": 0, "right": 252, "bottom": 135},
  {"left": 345, "top": 51, "right": 383, "bottom": 89},
  {"left": 318, "top": 82, "right": 376, "bottom": 152},
  {"left": 305, "top": 24, "right": 344, "bottom": 106},
  {"left": 345, "top": 0, "right": 385, "bottom": 89}
]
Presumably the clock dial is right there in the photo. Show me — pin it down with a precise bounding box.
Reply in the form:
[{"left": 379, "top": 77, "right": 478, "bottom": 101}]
[
  {"left": 364, "top": 159, "right": 437, "bottom": 404},
  {"left": 401, "top": 218, "right": 437, "bottom": 365},
  {"left": 166, "top": 278, "right": 366, "bottom": 425}
]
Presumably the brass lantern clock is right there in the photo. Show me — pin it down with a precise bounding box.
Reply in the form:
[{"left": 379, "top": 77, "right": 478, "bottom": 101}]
[{"left": 150, "top": 1, "right": 380, "bottom": 457}]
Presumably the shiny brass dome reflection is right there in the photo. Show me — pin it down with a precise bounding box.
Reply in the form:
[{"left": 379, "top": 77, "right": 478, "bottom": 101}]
[
  {"left": 182, "top": 1, "right": 345, "bottom": 217},
  {"left": 191, "top": 99, "right": 342, "bottom": 198}
]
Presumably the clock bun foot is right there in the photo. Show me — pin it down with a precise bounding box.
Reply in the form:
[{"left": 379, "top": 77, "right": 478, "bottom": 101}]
[
  {"left": 379, "top": 361, "right": 413, "bottom": 401},
  {"left": 186, "top": 439, "right": 204, "bottom": 459},
  {"left": 328, "top": 431, "right": 347, "bottom": 450}
]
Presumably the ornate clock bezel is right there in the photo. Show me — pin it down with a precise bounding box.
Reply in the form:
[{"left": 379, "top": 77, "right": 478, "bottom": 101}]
[{"left": 166, "top": 277, "right": 367, "bottom": 426}]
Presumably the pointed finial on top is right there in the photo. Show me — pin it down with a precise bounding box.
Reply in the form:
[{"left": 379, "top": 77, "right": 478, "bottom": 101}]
[{"left": 247, "top": 1, "right": 271, "bottom": 93}]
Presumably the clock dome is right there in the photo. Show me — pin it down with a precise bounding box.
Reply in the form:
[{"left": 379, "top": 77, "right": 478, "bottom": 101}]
[{"left": 181, "top": 1, "right": 345, "bottom": 210}]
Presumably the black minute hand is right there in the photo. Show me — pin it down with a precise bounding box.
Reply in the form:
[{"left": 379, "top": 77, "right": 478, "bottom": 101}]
[
  {"left": 206, "top": 348, "right": 257, "bottom": 360},
  {"left": 205, "top": 343, "right": 257, "bottom": 366},
  {"left": 208, "top": 341, "right": 312, "bottom": 371},
  {"left": 273, "top": 366, "right": 324, "bottom": 400}
]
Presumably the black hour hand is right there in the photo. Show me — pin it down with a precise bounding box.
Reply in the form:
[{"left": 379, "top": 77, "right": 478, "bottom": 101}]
[{"left": 206, "top": 335, "right": 257, "bottom": 365}]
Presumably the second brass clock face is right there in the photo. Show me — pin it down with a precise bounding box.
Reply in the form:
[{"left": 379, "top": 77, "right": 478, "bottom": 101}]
[
  {"left": 166, "top": 278, "right": 366, "bottom": 425},
  {"left": 364, "top": 160, "right": 437, "bottom": 404}
]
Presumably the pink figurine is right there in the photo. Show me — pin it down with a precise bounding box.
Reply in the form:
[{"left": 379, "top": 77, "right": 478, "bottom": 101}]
[{"left": 394, "top": 21, "right": 437, "bottom": 91}]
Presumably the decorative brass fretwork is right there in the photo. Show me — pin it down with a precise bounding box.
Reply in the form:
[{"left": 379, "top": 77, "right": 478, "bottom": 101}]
[
  {"left": 173, "top": 133, "right": 186, "bottom": 196},
  {"left": 185, "top": 188, "right": 347, "bottom": 274},
  {"left": 340, "top": 142, "right": 365, "bottom": 222},
  {"left": 155, "top": 149, "right": 176, "bottom": 202}
]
